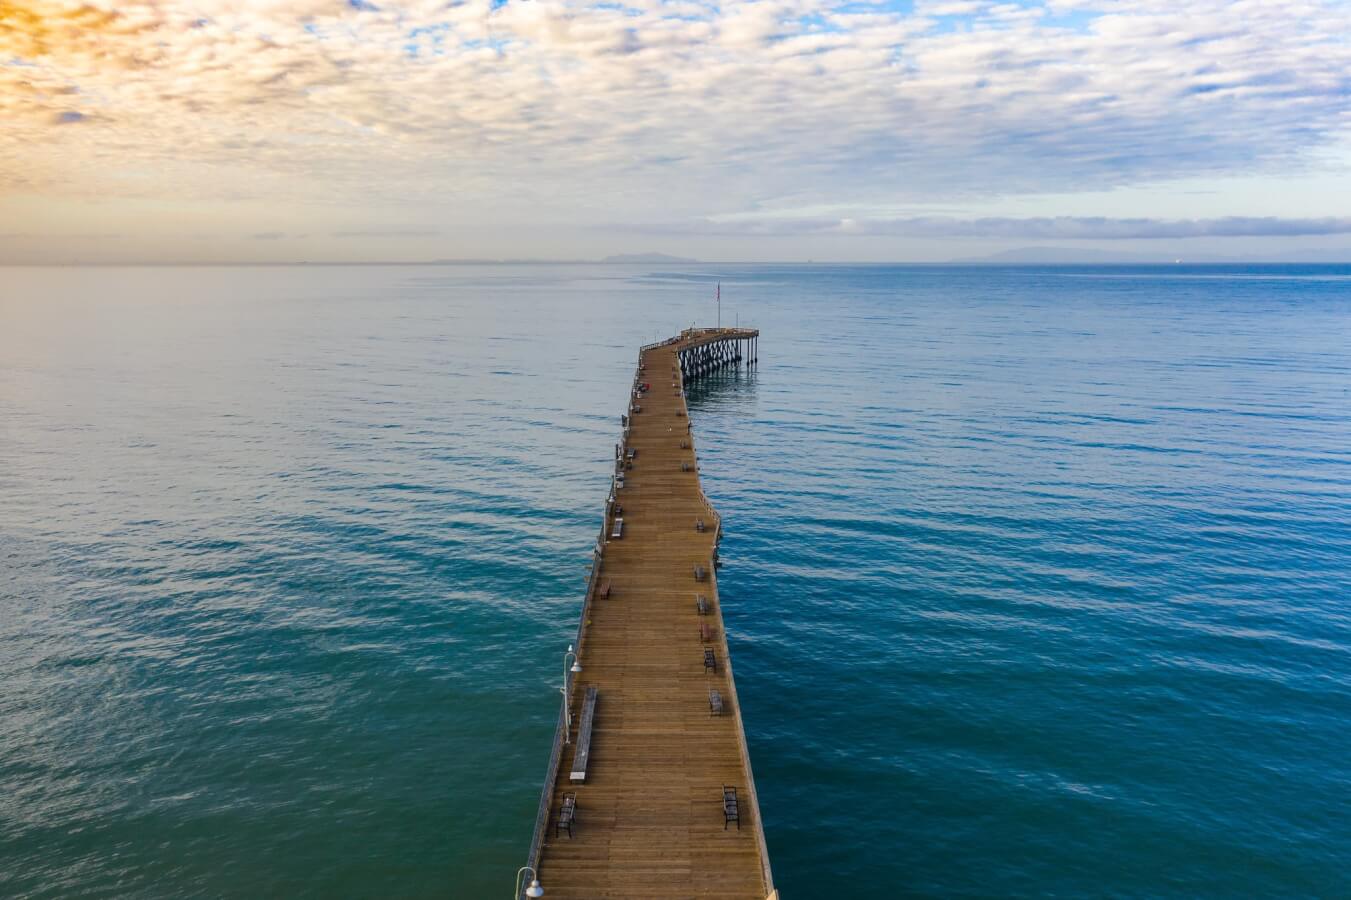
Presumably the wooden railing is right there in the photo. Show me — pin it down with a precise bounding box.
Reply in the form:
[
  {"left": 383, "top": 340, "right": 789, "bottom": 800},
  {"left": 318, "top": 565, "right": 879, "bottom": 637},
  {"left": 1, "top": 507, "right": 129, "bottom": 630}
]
[
  {"left": 520, "top": 335, "right": 769, "bottom": 898},
  {"left": 519, "top": 509, "right": 608, "bottom": 899},
  {"left": 674, "top": 352, "right": 776, "bottom": 897}
]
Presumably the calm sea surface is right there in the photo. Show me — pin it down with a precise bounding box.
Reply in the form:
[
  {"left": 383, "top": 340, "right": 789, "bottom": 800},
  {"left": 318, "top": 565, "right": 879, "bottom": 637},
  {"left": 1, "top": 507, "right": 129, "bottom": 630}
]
[{"left": 2, "top": 264, "right": 1350, "bottom": 898}]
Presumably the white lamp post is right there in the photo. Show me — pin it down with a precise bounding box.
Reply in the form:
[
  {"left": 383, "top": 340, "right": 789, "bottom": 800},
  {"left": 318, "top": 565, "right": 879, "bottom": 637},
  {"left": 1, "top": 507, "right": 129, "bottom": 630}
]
[
  {"left": 514, "top": 866, "right": 544, "bottom": 898},
  {"left": 562, "top": 645, "right": 582, "bottom": 744}
]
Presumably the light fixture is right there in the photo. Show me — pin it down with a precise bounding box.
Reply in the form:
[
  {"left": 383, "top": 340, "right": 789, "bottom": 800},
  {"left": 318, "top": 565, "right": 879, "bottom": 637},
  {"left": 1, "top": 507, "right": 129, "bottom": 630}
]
[{"left": 515, "top": 866, "right": 544, "bottom": 898}]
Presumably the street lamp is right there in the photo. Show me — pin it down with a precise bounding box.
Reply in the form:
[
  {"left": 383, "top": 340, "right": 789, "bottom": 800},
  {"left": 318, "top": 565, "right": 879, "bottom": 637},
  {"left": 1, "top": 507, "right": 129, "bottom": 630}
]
[
  {"left": 562, "top": 645, "right": 582, "bottom": 744},
  {"left": 514, "top": 866, "right": 544, "bottom": 898}
]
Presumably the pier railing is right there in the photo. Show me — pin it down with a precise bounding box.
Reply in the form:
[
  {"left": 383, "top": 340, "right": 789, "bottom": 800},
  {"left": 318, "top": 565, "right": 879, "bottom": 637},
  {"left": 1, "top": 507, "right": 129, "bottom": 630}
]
[
  {"left": 674, "top": 355, "right": 776, "bottom": 897},
  {"left": 520, "top": 510, "right": 608, "bottom": 899},
  {"left": 522, "top": 333, "right": 767, "bottom": 899}
]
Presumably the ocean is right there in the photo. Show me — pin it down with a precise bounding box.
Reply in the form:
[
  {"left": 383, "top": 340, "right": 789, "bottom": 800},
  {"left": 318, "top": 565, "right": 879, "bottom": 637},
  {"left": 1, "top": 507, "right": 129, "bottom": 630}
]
[{"left": 2, "top": 263, "right": 1349, "bottom": 897}]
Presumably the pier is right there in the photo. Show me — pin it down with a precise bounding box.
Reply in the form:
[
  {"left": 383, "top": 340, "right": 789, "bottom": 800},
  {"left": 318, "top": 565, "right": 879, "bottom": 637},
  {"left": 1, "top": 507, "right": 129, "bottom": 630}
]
[{"left": 519, "top": 328, "right": 773, "bottom": 899}]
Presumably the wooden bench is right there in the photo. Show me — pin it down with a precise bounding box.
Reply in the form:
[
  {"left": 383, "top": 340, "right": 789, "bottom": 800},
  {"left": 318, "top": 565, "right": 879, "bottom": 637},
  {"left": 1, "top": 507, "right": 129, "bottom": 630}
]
[
  {"left": 615, "top": 474, "right": 625, "bottom": 490},
  {"left": 681, "top": 461, "right": 691, "bottom": 472},
  {"left": 704, "top": 648, "right": 716, "bottom": 674},
  {"left": 632, "top": 404, "right": 641, "bottom": 414},
  {"left": 722, "top": 786, "right": 739, "bottom": 829},
  {"left": 695, "top": 518, "right": 705, "bottom": 532},
  {"left": 626, "top": 448, "right": 636, "bottom": 461},
  {"left": 570, "top": 686, "right": 599, "bottom": 783},
  {"left": 695, "top": 594, "right": 710, "bottom": 615},
  {"left": 679, "top": 440, "right": 689, "bottom": 449},
  {"left": 557, "top": 792, "right": 578, "bottom": 838},
  {"left": 709, "top": 688, "right": 723, "bottom": 716},
  {"left": 610, "top": 517, "right": 624, "bottom": 539},
  {"left": 676, "top": 409, "right": 684, "bottom": 417},
  {"left": 597, "top": 579, "right": 611, "bottom": 600},
  {"left": 694, "top": 564, "right": 705, "bottom": 581},
  {"left": 699, "top": 621, "right": 712, "bottom": 642}
]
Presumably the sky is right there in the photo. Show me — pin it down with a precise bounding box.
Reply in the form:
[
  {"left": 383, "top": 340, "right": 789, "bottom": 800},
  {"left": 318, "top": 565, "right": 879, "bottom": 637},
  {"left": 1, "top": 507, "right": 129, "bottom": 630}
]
[{"left": 3, "top": 0, "right": 1351, "bottom": 263}]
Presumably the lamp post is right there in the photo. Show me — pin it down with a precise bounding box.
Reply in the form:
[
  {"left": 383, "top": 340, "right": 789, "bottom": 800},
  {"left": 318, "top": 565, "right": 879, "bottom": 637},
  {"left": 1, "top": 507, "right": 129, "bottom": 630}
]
[
  {"left": 562, "top": 645, "right": 582, "bottom": 744},
  {"left": 514, "top": 866, "right": 544, "bottom": 898}
]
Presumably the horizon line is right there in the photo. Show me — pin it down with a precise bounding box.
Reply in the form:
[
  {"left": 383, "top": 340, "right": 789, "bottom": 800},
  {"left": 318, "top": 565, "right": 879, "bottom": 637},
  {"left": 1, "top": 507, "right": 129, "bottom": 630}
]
[{"left": 5, "top": 259, "right": 1351, "bottom": 268}]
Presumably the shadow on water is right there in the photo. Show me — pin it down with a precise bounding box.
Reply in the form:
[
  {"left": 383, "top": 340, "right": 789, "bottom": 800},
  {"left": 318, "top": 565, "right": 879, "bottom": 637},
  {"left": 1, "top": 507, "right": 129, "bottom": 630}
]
[{"left": 684, "top": 363, "right": 760, "bottom": 413}]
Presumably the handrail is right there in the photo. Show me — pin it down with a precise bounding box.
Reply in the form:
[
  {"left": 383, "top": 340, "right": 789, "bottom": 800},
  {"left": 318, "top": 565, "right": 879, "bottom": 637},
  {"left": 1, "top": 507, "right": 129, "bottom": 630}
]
[
  {"left": 520, "top": 502, "right": 609, "bottom": 900},
  {"left": 675, "top": 353, "right": 775, "bottom": 895},
  {"left": 642, "top": 326, "right": 758, "bottom": 354},
  {"left": 523, "top": 335, "right": 768, "bottom": 898}
]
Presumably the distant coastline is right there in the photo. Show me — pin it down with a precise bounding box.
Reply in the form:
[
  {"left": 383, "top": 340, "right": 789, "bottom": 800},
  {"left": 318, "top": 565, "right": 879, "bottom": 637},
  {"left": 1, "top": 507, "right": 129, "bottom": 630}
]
[{"left": 4, "top": 254, "right": 1351, "bottom": 267}]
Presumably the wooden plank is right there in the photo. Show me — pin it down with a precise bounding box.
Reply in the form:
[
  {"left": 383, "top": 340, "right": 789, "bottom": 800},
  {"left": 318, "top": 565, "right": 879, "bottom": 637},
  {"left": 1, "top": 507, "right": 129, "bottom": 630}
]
[{"left": 532, "top": 330, "right": 770, "bottom": 899}]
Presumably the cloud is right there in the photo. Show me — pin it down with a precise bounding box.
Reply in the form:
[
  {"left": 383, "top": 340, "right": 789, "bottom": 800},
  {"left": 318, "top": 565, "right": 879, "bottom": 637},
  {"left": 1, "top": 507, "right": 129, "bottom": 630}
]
[
  {"left": 1, "top": 0, "right": 1350, "bottom": 230},
  {"left": 630, "top": 215, "right": 1351, "bottom": 239}
]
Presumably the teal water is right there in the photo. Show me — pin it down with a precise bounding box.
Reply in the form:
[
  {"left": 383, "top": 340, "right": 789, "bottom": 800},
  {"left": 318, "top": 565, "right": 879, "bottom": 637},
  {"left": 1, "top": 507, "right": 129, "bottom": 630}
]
[{"left": 2, "top": 264, "right": 1350, "bottom": 897}]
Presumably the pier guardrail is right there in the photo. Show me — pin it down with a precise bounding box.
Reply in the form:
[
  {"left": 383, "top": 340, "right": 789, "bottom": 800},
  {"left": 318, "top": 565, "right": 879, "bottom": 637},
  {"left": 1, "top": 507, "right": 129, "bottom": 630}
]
[
  {"left": 519, "top": 513, "right": 607, "bottom": 899},
  {"left": 521, "top": 328, "right": 767, "bottom": 898}
]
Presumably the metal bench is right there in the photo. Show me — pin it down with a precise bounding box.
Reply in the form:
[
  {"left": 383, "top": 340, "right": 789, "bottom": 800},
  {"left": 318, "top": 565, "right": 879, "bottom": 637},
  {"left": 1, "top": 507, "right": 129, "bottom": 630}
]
[
  {"left": 694, "top": 564, "right": 705, "bottom": 581},
  {"left": 700, "top": 622, "right": 712, "bottom": 642},
  {"left": 695, "top": 518, "right": 705, "bottom": 532},
  {"left": 626, "top": 448, "right": 636, "bottom": 461},
  {"left": 570, "top": 687, "right": 599, "bottom": 783},
  {"left": 598, "top": 579, "right": 611, "bottom": 600},
  {"left": 557, "top": 792, "right": 578, "bottom": 838},
  {"left": 611, "top": 517, "right": 624, "bottom": 539},
  {"left": 695, "top": 594, "right": 710, "bottom": 615},
  {"left": 709, "top": 688, "right": 723, "bottom": 716},
  {"left": 704, "top": 648, "right": 716, "bottom": 674},
  {"left": 722, "top": 786, "right": 739, "bottom": 830}
]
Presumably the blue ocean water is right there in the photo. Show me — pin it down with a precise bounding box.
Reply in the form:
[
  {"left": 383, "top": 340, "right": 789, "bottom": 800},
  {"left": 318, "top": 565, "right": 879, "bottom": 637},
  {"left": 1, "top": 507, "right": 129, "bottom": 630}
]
[{"left": 2, "top": 263, "right": 1349, "bottom": 898}]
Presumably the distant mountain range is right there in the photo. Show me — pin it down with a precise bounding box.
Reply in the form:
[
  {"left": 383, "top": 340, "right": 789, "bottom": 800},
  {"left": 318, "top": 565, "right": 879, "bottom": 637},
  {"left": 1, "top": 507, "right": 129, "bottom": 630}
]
[{"left": 953, "top": 246, "right": 1351, "bottom": 264}]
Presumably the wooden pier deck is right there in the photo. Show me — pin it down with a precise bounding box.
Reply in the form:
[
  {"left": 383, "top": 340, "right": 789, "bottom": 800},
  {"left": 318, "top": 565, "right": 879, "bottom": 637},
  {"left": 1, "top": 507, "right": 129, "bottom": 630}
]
[{"left": 521, "top": 328, "right": 773, "bottom": 900}]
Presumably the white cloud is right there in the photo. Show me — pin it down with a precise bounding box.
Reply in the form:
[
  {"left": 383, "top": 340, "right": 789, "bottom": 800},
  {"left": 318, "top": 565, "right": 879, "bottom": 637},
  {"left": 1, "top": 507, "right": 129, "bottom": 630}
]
[{"left": 1, "top": 0, "right": 1349, "bottom": 251}]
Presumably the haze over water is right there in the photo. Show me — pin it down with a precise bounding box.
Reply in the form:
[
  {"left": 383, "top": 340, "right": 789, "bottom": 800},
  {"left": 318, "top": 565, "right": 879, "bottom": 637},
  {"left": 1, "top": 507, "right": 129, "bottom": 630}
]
[{"left": 2, "top": 264, "right": 1350, "bottom": 897}]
